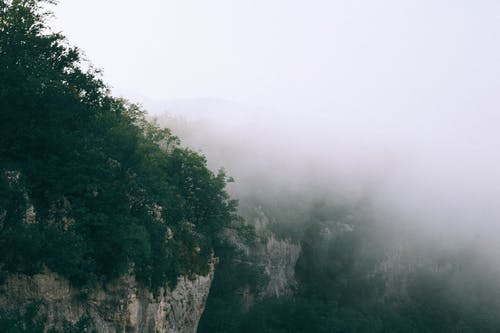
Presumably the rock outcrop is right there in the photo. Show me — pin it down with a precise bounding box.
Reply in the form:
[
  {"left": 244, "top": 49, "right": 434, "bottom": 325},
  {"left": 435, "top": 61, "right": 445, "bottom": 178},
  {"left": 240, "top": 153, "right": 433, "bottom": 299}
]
[
  {"left": 253, "top": 207, "right": 301, "bottom": 298},
  {"left": 0, "top": 267, "right": 214, "bottom": 333}
]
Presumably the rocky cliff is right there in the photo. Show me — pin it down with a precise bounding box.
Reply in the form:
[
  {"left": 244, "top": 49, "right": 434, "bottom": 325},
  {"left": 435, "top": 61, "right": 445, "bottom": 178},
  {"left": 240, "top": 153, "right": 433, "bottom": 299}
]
[
  {"left": 0, "top": 266, "right": 214, "bottom": 333},
  {"left": 253, "top": 207, "right": 301, "bottom": 298}
]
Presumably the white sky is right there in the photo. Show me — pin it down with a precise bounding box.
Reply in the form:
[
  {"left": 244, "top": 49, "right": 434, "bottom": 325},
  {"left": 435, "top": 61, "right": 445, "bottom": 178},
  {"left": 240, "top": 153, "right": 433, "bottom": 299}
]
[{"left": 50, "top": 0, "right": 499, "bottom": 117}]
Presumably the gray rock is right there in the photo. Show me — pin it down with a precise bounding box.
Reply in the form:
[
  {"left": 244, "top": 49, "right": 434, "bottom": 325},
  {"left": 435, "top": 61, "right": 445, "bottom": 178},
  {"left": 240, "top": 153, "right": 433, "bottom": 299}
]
[{"left": 0, "top": 266, "right": 214, "bottom": 333}]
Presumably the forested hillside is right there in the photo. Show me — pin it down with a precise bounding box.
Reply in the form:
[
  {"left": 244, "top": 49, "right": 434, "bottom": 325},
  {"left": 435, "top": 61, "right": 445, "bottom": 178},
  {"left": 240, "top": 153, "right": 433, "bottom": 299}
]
[
  {"left": 3, "top": 1, "right": 500, "bottom": 332},
  {"left": 197, "top": 192, "right": 500, "bottom": 333},
  {"left": 0, "top": 0, "right": 237, "bottom": 293}
]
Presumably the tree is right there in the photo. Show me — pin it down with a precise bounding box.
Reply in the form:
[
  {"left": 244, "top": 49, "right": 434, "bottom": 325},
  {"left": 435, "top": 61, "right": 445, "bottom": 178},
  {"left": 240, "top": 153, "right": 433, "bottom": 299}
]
[{"left": 0, "top": 0, "right": 237, "bottom": 289}]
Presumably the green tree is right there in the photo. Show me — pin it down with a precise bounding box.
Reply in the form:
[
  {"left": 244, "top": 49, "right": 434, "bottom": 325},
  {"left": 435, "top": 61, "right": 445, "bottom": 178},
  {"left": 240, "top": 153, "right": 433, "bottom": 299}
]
[{"left": 0, "top": 0, "right": 238, "bottom": 289}]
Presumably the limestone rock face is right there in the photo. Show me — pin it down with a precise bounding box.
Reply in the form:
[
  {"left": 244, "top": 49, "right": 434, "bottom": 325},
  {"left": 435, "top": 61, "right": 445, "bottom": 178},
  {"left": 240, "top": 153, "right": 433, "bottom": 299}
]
[
  {"left": 0, "top": 267, "right": 214, "bottom": 333},
  {"left": 253, "top": 207, "right": 301, "bottom": 298}
]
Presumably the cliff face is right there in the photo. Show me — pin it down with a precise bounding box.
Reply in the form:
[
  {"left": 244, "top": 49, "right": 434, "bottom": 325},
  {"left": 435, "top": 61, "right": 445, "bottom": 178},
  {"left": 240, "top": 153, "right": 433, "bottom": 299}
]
[
  {"left": 0, "top": 169, "right": 217, "bottom": 332},
  {"left": 0, "top": 267, "right": 214, "bottom": 333},
  {"left": 253, "top": 207, "right": 301, "bottom": 298}
]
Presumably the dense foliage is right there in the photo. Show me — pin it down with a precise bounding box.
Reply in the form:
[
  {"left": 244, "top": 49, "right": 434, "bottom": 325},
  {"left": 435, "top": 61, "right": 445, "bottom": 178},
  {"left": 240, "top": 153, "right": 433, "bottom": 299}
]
[
  {"left": 199, "top": 197, "right": 500, "bottom": 333},
  {"left": 4, "top": 1, "right": 500, "bottom": 332},
  {"left": 0, "top": 0, "right": 237, "bottom": 288}
]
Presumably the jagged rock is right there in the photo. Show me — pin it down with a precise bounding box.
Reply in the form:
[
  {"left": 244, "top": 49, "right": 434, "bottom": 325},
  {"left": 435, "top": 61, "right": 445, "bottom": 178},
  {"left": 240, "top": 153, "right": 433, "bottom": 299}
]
[{"left": 0, "top": 266, "right": 214, "bottom": 333}]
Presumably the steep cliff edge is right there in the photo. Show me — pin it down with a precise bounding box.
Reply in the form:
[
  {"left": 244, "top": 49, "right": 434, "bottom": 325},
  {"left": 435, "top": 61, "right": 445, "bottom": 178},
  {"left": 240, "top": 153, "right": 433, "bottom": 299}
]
[{"left": 0, "top": 267, "right": 214, "bottom": 333}]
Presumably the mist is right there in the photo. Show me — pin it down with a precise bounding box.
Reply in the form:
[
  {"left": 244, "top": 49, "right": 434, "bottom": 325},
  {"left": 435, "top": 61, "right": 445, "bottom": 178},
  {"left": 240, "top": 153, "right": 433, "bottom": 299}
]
[{"left": 49, "top": 0, "right": 500, "bottom": 252}]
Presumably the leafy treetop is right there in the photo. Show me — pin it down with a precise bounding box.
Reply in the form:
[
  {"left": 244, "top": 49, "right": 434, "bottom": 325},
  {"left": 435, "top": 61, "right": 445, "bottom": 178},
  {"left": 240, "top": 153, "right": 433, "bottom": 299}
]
[{"left": 0, "top": 0, "right": 238, "bottom": 289}]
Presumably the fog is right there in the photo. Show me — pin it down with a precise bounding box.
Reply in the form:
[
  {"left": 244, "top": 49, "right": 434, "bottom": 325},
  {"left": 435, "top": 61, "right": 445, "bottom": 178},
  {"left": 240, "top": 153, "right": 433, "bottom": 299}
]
[
  {"left": 152, "top": 98, "right": 500, "bottom": 249},
  {"left": 49, "top": 1, "right": 500, "bottom": 252}
]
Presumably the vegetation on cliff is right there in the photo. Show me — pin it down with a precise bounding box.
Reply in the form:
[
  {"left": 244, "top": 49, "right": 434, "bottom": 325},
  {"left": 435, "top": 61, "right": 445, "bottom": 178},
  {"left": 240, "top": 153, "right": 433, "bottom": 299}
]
[
  {"left": 200, "top": 196, "right": 500, "bottom": 333},
  {"left": 0, "top": 0, "right": 238, "bottom": 289},
  {"left": 4, "top": 1, "right": 500, "bottom": 333}
]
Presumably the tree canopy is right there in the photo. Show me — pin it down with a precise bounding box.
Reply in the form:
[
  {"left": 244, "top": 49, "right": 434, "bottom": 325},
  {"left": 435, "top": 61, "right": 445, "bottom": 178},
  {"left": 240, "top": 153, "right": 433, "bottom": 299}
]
[{"left": 0, "top": 0, "right": 237, "bottom": 288}]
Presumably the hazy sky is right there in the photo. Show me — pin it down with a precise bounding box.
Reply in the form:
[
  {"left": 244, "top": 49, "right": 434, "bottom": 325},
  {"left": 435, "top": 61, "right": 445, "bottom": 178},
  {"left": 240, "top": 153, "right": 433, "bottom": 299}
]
[
  {"left": 50, "top": 0, "right": 499, "bottom": 115},
  {"left": 49, "top": 1, "right": 500, "bottom": 246}
]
